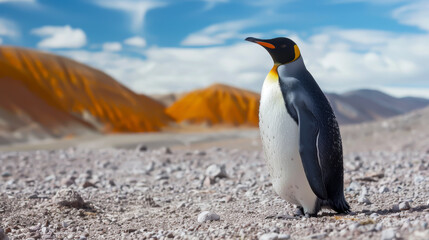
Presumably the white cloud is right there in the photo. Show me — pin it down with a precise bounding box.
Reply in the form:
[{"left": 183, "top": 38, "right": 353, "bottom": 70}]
[
  {"left": 202, "top": 0, "right": 229, "bottom": 10},
  {"left": 92, "top": 0, "right": 166, "bottom": 33},
  {"left": 0, "top": 18, "right": 19, "bottom": 38},
  {"left": 31, "top": 25, "right": 87, "bottom": 49},
  {"left": 181, "top": 20, "right": 254, "bottom": 46},
  {"left": 59, "top": 26, "right": 429, "bottom": 99},
  {"left": 60, "top": 43, "right": 270, "bottom": 94},
  {"left": 124, "top": 36, "right": 146, "bottom": 47},
  {"left": 102, "top": 42, "right": 122, "bottom": 52},
  {"left": 393, "top": 0, "right": 429, "bottom": 31}
]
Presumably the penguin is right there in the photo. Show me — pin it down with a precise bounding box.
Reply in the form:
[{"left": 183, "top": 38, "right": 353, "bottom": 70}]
[{"left": 245, "top": 37, "right": 350, "bottom": 216}]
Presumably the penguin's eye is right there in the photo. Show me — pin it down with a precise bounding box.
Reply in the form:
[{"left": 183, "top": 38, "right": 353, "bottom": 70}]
[{"left": 281, "top": 44, "right": 287, "bottom": 48}]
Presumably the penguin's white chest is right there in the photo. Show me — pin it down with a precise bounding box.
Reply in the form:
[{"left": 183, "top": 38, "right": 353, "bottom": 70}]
[{"left": 259, "top": 69, "right": 317, "bottom": 212}]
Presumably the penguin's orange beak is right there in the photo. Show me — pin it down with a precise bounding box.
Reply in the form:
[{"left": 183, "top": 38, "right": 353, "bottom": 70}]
[{"left": 245, "top": 37, "right": 276, "bottom": 49}]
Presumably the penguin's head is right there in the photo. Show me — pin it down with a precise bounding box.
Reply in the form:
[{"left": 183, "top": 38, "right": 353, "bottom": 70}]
[{"left": 245, "top": 37, "right": 301, "bottom": 65}]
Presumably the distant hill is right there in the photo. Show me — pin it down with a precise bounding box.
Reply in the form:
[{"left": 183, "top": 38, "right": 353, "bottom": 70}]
[
  {"left": 166, "top": 84, "right": 260, "bottom": 126},
  {"left": 326, "top": 89, "right": 429, "bottom": 124},
  {"left": 0, "top": 46, "right": 171, "bottom": 144},
  {"left": 162, "top": 85, "right": 429, "bottom": 126}
]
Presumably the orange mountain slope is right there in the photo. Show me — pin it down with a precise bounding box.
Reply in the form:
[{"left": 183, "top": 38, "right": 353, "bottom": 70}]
[
  {"left": 166, "top": 83, "right": 260, "bottom": 126},
  {"left": 0, "top": 46, "right": 171, "bottom": 133}
]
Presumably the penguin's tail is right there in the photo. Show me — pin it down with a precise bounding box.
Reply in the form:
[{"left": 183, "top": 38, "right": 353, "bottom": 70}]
[{"left": 319, "top": 195, "right": 351, "bottom": 214}]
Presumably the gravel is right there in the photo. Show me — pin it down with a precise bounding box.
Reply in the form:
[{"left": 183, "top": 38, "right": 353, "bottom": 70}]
[{"left": 0, "top": 147, "right": 428, "bottom": 239}]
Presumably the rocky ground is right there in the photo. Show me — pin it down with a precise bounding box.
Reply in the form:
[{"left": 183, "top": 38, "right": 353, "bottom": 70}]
[{"left": 0, "top": 145, "right": 428, "bottom": 239}]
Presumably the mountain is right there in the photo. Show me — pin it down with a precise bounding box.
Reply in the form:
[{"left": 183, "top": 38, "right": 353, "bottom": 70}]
[
  {"left": 326, "top": 89, "right": 429, "bottom": 124},
  {"left": 166, "top": 83, "right": 260, "bottom": 126},
  {"left": 0, "top": 46, "right": 171, "bottom": 143}
]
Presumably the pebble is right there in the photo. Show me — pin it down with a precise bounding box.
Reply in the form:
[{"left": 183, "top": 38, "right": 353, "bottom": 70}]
[
  {"left": 379, "top": 186, "right": 389, "bottom": 193},
  {"left": 307, "top": 233, "right": 327, "bottom": 239},
  {"left": 277, "top": 234, "right": 290, "bottom": 240},
  {"left": 53, "top": 189, "right": 86, "bottom": 208},
  {"left": 205, "top": 164, "right": 228, "bottom": 180},
  {"left": 358, "top": 195, "right": 371, "bottom": 205},
  {"left": 136, "top": 144, "right": 147, "bottom": 152},
  {"left": 260, "top": 232, "right": 278, "bottom": 240},
  {"left": 197, "top": 211, "right": 220, "bottom": 223},
  {"left": 1, "top": 171, "right": 11, "bottom": 177},
  {"left": 398, "top": 201, "right": 411, "bottom": 211},
  {"left": 381, "top": 228, "right": 397, "bottom": 240},
  {"left": 346, "top": 181, "right": 361, "bottom": 192}
]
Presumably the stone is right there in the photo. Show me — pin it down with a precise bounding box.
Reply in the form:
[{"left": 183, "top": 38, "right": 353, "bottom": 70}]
[
  {"left": 307, "top": 233, "right": 327, "bottom": 239},
  {"left": 259, "top": 233, "right": 278, "bottom": 240},
  {"left": 381, "top": 228, "right": 397, "bottom": 240},
  {"left": 197, "top": 211, "right": 220, "bottom": 223},
  {"left": 346, "top": 182, "right": 361, "bottom": 192},
  {"left": 82, "top": 181, "right": 96, "bottom": 188},
  {"left": 277, "top": 234, "right": 290, "bottom": 240},
  {"left": 53, "top": 189, "right": 86, "bottom": 208},
  {"left": 379, "top": 186, "right": 389, "bottom": 193},
  {"left": 205, "top": 164, "right": 228, "bottom": 180},
  {"left": 136, "top": 144, "right": 147, "bottom": 152},
  {"left": 358, "top": 195, "right": 371, "bottom": 205},
  {"left": 398, "top": 201, "right": 411, "bottom": 211},
  {"left": 1, "top": 171, "right": 11, "bottom": 178}
]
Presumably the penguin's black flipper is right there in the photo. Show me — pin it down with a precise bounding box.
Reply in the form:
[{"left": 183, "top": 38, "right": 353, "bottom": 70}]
[{"left": 292, "top": 98, "right": 328, "bottom": 200}]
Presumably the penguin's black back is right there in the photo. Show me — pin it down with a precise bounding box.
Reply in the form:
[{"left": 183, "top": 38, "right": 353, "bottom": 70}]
[{"left": 277, "top": 58, "right": 350, "bottom": 213}]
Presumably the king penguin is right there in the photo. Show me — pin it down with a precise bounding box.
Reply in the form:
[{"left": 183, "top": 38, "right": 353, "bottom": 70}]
[{"left": 245, "top": 37, "right": 350, "bottom": 216}]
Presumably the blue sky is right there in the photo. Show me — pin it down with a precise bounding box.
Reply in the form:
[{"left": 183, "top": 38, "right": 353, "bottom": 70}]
[{"left": 1, "top": 0, "right": 429, "bottom": 97}]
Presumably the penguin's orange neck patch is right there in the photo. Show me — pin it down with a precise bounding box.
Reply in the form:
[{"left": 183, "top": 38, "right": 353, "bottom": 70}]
[{"left": 266, "top": 64, "right": 279, "bottom": 82}]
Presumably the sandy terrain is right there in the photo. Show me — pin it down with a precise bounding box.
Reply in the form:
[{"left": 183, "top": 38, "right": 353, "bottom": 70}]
[{"left": 1, "top": 108, "right": 429, "bottom": 239}]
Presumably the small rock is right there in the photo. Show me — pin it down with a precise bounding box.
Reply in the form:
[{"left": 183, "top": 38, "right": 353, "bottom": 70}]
[
  {"left": 1, "top": 171, "right": 11, "bottom": 177},
  {"left": 345, "top": 162, "right": 362, "bottom": 171},
  {"left": 146, "top": 162, "right": 155, "bottom": 172},
  {"left": 277, "top": 234, "right": 290, "bottom": 240},
  {"left": 414, "top": 175, "right": 425, "bottom": 184},
  {"left": 361, "top": 186, "right": 368, "bottom": 196},
  {"left": 260, "top": 233, "right": 278, "bottom": 240},
  {"left": 205, "top": 164, "right": 228, "bottom": 180},
  {"left": 398, "top": 201, "right": 411, "bottom": 211},
  {"left": 307, "top": 233, "right": 327, "bottom": 239},
  {"left": 162, "top": 147, "right": 172, "bottom": 154},
  {"left": 136, "top": 144, "right": 147, "bottom": 152},
  {"left": 53, "top": 189, "right": 86, "bottom": 208},
  {"left": 61, "top": 177, "right": 75, "bottom": 186},
  {"left": 155, "top": 173, "right": 169, "bottom": 181},
  {"left": 82, "top": 181, "right": 96, "bottom": 188},
  {"left": 346, "top": 182, "right": 361, "bottom": 192},
  {"left": 166, "top": 232, "right": 174, "bottom": 238},
  {"left": 28, "top": 194, "right": 39, "bottom": 199},
  {"left": 379, "top": 186, "right": 389, "bottom": 193},
  {"left": 381, "top": 228, "right": 397, "bottom": 240},
  {"left": 358, "top": 195, "right": 371, "bottom": 205},
  {"left": 197, "top": 211, "right": 220, "bottom": 223},
  {"left": 29, "top": 225, "right": 40, "bottom": 232}
]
